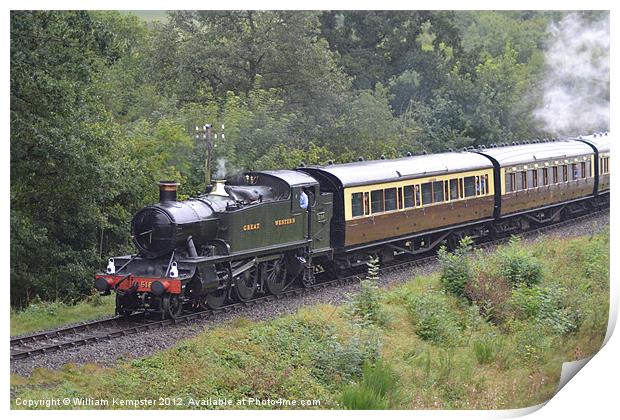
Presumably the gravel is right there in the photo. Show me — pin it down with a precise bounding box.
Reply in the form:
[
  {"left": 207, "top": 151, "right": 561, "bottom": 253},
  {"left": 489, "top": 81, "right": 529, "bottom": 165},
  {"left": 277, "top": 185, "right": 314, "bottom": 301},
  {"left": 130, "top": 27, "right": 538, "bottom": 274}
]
[{"left": 10, "top": 211, "right": 609, "bottom": 376}]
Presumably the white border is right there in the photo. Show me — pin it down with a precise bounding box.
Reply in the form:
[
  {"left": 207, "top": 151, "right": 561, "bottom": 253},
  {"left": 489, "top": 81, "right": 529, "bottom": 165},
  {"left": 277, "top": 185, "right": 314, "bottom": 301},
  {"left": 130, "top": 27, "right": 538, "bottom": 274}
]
[{"left": 3, "top": 2, "right": 617, "bottom": 419}]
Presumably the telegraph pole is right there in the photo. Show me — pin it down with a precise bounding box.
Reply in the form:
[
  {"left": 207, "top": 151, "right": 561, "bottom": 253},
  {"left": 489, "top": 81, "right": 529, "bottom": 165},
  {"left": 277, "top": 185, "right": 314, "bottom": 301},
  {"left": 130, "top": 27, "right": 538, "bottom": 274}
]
[{"left": 195, "top": 124, "right": 212, "bottom": 186}]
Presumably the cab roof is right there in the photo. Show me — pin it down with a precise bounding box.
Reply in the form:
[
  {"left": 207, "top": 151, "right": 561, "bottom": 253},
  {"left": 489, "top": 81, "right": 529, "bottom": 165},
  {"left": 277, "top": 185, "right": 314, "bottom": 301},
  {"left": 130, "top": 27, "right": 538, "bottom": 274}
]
[{"left": 249, "top": 170, "right": 319, "bottom": 187}]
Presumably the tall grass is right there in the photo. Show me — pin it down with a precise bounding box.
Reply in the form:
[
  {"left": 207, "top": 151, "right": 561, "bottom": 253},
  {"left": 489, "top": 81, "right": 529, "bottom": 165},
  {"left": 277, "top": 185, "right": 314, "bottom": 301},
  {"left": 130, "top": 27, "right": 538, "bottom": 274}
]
[{"left": 340, "top": 360, "right": 398, "bottom": 409}]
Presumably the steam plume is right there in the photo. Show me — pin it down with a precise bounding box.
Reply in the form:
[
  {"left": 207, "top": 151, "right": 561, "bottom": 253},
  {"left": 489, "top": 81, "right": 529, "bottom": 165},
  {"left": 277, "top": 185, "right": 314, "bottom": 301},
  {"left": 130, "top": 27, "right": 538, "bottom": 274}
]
[{"left": 534, "top": 13, "right": 609, "bottom": 135}]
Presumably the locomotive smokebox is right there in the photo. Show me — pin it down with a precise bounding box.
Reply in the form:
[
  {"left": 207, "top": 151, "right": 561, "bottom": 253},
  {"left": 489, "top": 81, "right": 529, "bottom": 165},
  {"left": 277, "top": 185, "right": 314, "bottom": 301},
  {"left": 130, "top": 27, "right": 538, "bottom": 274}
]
[{"left": 159, "top": 181, "right": 179, "bottom": 202}]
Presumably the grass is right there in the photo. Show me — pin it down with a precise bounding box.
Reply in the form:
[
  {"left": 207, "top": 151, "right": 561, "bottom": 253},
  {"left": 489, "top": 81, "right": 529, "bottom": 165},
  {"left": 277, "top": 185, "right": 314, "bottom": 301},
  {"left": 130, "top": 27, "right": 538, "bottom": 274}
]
[
  {"left": 11, "top": 294, "right": 115, "bottom": 336},
  {"left": 10, "top": 229, "right": 609, "bottom": 410}
]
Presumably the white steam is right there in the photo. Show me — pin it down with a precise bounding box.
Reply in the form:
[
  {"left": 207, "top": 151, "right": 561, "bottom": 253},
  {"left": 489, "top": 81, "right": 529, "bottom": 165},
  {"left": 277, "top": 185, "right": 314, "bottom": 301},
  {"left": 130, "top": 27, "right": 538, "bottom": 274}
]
[
  {"left": 534, "top": 13, "right": 609, "bottom": 135},
  {"left": 215, "top": 157, "right": 227, "bottom": 179}
]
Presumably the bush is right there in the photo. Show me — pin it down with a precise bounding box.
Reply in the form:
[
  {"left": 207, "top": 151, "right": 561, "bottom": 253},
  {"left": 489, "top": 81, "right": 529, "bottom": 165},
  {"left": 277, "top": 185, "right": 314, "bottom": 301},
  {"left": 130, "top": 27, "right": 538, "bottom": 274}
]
[
  {"left": 406, "top": 290, "right": 461, "bottom": 346},
  {"left": 438, "top": 237, "right": 473, "bottom": 297},
  {"left": 347, "top": 256, "right": 387, "bottom": 327},
  {"left": 348, "top": 280, "right": 388, "bottom": 327},
  {"left": 509, "top": 284, "right": 581, "bottom": 335},
  {"left": 312, "top": 327, "right": 381, "bottom": 386},
  {"left": 463, "top": 272, "right": 513, "bottom": 323},
  {"left": 494, "top": 236, "right": 543, "bottom": 287}
]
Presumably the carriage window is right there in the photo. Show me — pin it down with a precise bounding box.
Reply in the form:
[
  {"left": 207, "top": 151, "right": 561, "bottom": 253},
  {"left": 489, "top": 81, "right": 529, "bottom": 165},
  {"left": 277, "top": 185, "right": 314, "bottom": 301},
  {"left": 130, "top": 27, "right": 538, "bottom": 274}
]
[
  {"left": 450, "top": 179, "right": 459, "bottom": 200},
  {"left": 571, "top": 163, "right": 579, "bottom": 180},
  {"left": 464, "top": 176, "right": 476, "bottom": 197},
  {"left": 515, "top": 172, "right": 523, "bottom": 190},
  {"left": 580, "top": 162, "right": 587, "bottom": 179},
  {"left": 403, "top": 185, "right": 414, "bottom": 208},
  {"left": 433, "top": 181, "right": 444, "bottom": 203},
  {"left": 552, "top": 166, "right": 558, "bottom": 183},
  {"left": 528, "top": 170, "right": 537, "bottom": 188},
  {"left": 477, "top": 175, "right": 488, "bottom": 195},
  {"left": 384, "top": 188, "right": 397, "bottom": 211},
  {"left": 371, "top": 190, "right": 384, "bottom": 213},
  {"left": 562, "top": 165, "right": 568, "bottom": 182},
  {"left": 421, "top": 182, "right": 432, "bottom": 205},
  {"left": 415, "top": 185, "right": 421, "bottom": 206},
  {"left": 506, "top": 172, "right": 515, "bottom": 192},
  {"left": 542, "top": 168, "right": 549, "bottom": 186},
  {"left": 351, "top": 193, "right": 364, "bottom": 217}
]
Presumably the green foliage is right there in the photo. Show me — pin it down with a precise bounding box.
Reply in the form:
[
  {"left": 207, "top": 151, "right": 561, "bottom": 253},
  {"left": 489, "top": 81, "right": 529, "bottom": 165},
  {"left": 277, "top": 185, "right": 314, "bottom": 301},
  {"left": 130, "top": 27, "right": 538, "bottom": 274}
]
[
  {"left": 340, "top": 360, "right": 398, "bottom": 409},
  {"left": 494, "top": 236, "right": 544, "bottom": 287},
  {"left": 312, "top": 328, "right": 381, "bottom": 386},
  {"left": 438, "top": 236, "right": 473, "bottom": 297},
  {"left": 347, "top": 256, "right": 387, "bottom": 327},
  {"left": 247, "top": 315, "right": 380, "bottom": 387},
  {"left": 406, "top": 289, "right": 461, "bottom": 346},
  {"left": 509, "top": 284, "right": 581, "bottom": 335},
  {"left": 472, "top": 334, "right": 499, "bottom": 364}
]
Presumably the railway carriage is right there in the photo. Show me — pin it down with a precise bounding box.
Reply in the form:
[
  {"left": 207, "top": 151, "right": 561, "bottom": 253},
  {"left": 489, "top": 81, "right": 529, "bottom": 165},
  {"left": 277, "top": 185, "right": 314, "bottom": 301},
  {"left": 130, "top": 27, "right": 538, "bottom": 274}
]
[
  {"left": 474, "top": 140, "right": 598, "bottom": 233},
  {"left": 301, "top": 152, "right": 496, "bottom": 268}
]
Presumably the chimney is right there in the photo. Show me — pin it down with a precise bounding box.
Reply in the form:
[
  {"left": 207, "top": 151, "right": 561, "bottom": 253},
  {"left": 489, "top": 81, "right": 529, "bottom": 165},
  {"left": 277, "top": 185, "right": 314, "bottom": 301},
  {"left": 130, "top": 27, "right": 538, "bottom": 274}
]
[
  {"left": 210, "top": 179, "right": 228, "bottom": 197},
  {"left": 159, "top": 181, "right": 179, "bottom": 202}
]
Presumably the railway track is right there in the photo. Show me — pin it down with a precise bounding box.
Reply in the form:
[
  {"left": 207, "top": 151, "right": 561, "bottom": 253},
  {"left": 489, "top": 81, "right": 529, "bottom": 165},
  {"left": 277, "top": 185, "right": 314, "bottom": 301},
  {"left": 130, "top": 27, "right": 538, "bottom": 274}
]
[{"left": 10, "top": 209, "right": 607, "bottom": 361}]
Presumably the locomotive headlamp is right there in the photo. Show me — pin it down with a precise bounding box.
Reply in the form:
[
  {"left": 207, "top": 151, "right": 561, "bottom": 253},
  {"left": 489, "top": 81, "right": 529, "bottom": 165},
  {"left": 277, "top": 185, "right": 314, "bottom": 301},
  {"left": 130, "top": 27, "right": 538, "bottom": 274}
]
[
  {"left": 106, "top": 258, "right": 115, "bottom": 274},
  {"left": 170, "top": 261, "right": 179, "bottom": 278}
]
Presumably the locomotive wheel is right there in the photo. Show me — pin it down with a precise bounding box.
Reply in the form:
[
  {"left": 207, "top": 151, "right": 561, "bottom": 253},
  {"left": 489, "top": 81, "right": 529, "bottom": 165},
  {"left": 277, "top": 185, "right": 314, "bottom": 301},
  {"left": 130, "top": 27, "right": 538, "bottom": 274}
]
[
  {"left": 262, "top": 257, "right": 287, "bottom": 295},
  {"left": 233, "top": 268, "right": 257, "bottom": 301},
  {"left": 203, "top": 288, "right": 227, "bottom": 309},
  {"left": 162, "top": 294, "right": 183, "bottom": 319},
  {"left": 115, "top": 294, "right": 133, "bottom": 317}
]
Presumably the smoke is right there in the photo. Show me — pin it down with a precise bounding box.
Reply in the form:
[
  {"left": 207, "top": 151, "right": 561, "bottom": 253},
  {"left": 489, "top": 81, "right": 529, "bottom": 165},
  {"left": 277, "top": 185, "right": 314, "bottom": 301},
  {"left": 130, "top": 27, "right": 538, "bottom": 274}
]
[
  {"left": 534, "top": 13, "right": 609, "bottom": 135},
  {"left": 214, "top": 157, "right": 227, "bottom": 179}
]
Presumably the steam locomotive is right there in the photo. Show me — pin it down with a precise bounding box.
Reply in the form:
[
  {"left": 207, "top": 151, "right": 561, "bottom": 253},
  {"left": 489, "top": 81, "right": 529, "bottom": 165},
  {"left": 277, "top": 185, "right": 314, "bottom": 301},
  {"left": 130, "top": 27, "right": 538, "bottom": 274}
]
[{"left": 95, "top": 133, "right": 610, "bottom": 318}]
